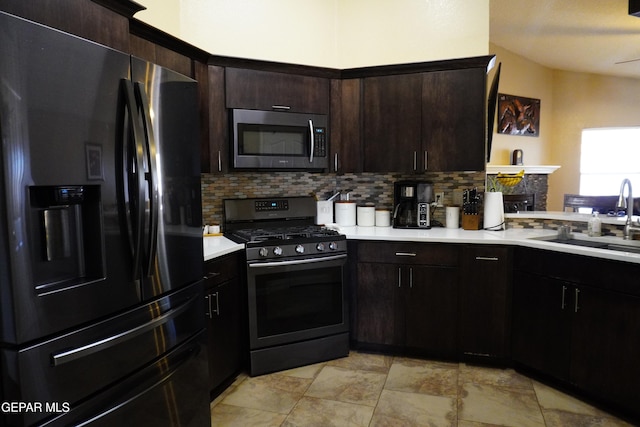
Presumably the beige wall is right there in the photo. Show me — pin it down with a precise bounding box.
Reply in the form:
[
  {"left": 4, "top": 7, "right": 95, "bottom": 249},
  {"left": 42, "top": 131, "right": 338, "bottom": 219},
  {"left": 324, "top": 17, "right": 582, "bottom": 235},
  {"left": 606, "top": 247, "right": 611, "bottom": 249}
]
[
  {"left": 548, "top": 71, "right": 640, "bottom": 210},
  {"left": 489, "top": 43, "right": 640, "bottom": 211},
  {"left": 488, "top": 43, "right": 553, "bottom": 166},
  {"left": 134, "top": 0, "right": 489, "bottom": 68}
]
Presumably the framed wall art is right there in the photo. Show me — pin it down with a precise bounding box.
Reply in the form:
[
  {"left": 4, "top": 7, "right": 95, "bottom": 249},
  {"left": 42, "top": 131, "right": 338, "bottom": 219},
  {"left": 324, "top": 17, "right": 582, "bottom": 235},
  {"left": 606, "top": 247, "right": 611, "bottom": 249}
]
[{"left": 497, "top": 93, "right": 540, "bottom": 137}]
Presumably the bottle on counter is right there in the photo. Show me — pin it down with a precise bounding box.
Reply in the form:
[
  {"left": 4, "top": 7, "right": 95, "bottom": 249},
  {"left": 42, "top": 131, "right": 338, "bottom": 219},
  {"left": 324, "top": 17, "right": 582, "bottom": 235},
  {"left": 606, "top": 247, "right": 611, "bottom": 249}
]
[{"left": 588, "top": 211, "right": 602, "bottom": 237}]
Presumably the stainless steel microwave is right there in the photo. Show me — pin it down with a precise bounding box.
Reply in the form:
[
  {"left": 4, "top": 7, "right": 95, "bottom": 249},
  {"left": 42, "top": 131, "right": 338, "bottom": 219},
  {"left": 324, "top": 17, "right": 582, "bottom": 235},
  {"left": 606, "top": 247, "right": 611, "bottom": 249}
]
[{"left": 231, "top": 108, "right": 328, "bottom": 170}]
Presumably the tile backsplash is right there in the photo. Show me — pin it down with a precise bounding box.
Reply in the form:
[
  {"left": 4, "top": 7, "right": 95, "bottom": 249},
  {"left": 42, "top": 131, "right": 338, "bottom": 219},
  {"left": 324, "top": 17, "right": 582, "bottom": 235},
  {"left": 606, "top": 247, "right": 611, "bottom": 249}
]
[{"left": 201, "top": 171, "right": 486, "bottom": 227}]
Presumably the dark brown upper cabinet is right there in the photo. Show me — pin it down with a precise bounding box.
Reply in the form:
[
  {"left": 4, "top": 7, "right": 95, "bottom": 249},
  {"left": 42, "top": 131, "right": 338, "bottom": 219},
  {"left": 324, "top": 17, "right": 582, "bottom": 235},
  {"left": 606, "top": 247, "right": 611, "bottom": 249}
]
[
  {"left": 422, "top": 68, "right": 485, "bottom": 172},
  {"left": 225, "top": 68, "right": 330, "bottom": 114},
  {"left": 362, "top": 74, "right": 423, "bottom": 172},
  {"left": 330, "top": 78, "right": 363, "bottom": 173},
  {"left": 347, "top": 56, "right": 492, "bottom": 173}
]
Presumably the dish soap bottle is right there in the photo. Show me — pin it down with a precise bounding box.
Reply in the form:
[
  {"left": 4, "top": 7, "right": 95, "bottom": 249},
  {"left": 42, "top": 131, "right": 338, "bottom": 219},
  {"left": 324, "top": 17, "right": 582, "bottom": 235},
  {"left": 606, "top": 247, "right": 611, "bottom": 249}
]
[{"left": 588, "top": 212, "right": 601, "bottom": 237}]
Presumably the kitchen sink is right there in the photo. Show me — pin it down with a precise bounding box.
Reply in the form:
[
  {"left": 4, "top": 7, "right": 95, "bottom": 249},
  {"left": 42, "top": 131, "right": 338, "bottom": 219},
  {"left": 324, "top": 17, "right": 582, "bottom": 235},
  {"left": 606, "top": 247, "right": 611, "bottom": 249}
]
[{"left": 531, "top": 236, "right": 640, "bottom": 254}]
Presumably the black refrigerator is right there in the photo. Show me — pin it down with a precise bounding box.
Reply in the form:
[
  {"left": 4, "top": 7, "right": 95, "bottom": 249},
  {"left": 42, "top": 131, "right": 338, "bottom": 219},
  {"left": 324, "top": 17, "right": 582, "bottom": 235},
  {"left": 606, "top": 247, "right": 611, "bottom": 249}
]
[{"left": 0, "top": 11, "right": 210, "bottom": 427}]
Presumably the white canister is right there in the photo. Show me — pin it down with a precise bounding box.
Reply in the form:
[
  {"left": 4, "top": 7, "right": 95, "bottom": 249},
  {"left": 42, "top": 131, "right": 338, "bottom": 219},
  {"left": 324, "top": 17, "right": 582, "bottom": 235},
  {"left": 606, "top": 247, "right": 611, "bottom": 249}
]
[
  {"left": 445, "top": 206, "right": 460, "bottom": 229},
  {"left": 357, "top": 205, "right": 375, "bottom": 226},
  {"left": 316, "top": 200, "right": 334, "bottom": 225},
  {"left": 375, "top": 209, "right": 391, "bottom": 227},
  {"left": 335, "top": 201, "right": 356, "bottom": 226}
]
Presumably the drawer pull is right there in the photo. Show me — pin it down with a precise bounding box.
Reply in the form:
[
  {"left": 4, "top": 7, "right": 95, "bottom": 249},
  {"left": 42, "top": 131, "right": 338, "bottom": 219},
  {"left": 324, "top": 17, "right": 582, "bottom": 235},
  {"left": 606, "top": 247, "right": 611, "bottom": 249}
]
[
  {"left": 395, "top": 252, "right": 417, "bottom": 257},
  {"left": 204, "top": 272, "right": 222, "bottom": 280},
  {"left": 475, "top": 256, "right": 499, "bottom": 261}
]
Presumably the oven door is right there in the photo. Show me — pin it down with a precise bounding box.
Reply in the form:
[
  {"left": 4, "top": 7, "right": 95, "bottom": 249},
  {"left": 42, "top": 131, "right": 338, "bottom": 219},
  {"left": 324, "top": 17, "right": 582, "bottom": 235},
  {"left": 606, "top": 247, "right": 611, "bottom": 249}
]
[{"left": 246, "top": 254, "right": 348, "bottom": 349}]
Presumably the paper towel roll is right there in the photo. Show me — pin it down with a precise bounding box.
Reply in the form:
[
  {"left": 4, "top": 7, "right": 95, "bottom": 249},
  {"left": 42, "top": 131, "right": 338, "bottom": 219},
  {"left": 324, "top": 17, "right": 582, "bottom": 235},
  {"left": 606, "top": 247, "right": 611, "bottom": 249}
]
[
  {"left": 483, "top": 192, "right": 505, "bottom": 231},
  {"left": 335, "top": 201, "right": 356, "bottom": 226}
]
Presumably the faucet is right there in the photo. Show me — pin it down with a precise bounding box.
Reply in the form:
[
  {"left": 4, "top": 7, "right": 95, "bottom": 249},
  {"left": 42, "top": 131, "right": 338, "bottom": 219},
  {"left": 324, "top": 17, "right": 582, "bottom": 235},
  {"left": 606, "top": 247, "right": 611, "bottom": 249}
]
[{"left": 617, "top": 178, "right": 640, "bottom": 239}]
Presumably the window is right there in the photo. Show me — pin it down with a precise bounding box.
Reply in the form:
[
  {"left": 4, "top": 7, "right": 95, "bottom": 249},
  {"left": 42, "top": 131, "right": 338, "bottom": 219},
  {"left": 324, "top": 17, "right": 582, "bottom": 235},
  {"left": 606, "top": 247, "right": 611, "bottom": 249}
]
[{"left": 580, "top": 127, "right": 640, "bottom": 196}]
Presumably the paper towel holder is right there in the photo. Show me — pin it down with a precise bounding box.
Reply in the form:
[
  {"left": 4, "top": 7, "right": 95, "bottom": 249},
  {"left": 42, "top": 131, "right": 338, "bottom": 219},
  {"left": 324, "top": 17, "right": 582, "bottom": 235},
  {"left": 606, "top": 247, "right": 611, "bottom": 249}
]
[{"left": 483, "top": 191, "right": 505, "bottom": 231}]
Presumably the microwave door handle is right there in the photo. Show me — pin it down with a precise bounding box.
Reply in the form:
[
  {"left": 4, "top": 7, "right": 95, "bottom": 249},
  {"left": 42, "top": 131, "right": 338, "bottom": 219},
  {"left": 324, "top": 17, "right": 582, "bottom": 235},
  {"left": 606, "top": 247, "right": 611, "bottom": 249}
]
[{"left": 308, "top": 119, "right": 314, "bottom": 163}]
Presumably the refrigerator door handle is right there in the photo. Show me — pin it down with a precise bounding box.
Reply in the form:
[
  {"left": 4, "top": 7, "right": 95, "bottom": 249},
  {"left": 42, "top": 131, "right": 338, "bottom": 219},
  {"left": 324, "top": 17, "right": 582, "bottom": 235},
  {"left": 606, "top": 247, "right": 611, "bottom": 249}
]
[
  {"left": 120, "top": 79, "right": 146, "bottom": 283},
  {"left": 134, "top": 82, "right": 159, "bottom": 277},
  {"left": 50, "top": 295, "right": 194, "bottom": 367}
]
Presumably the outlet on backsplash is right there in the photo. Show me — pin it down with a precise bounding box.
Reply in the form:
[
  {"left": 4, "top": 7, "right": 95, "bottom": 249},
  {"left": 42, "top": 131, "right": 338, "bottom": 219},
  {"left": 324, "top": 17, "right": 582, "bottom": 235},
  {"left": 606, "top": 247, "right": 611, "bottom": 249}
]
[{"left": 435, "top": 192, "right": 445, "bottom": 207}]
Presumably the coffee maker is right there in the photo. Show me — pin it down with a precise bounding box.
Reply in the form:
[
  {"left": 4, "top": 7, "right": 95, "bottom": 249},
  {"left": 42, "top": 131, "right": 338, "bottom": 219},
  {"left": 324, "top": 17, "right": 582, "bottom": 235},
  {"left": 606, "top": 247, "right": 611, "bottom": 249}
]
[{"left": 393, "top": 181, "right": 434, "bottom": 228}]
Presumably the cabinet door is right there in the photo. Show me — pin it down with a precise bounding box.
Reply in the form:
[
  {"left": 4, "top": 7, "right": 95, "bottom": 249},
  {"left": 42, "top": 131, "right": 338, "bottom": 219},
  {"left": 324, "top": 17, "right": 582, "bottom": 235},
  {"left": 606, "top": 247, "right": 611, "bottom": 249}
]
[
  {"left": 571, "top": 285, "right": 640, "bottom": 411},
  {"left": 422, "top": 68, "right": 485, "bottom": 172},
  {"left": 459, "top": 246, "right": 511, "bottom": 360},
  {"left": 404, "top": 266, "right": 458, "bottom": 358},
  {"left": 362, "top": 74, "right": 422, "bottom": 172},
  {"left": 204, "top": 65, "right": 228, "bottom": 173},
  {"left": 225, "top": 68, "right": 330, "bottom": 114},
  {"left": 355, "top": 263, "right": 399, "bottom": 346},
  {"left": 512, "top": 271, "right": 572, "bottom": 381},
  {"left": 330, "top": 78, "right": 362, "bottom": 173},
  {"left": 206, "top": 277, "right": 241, "bottom": 392}
]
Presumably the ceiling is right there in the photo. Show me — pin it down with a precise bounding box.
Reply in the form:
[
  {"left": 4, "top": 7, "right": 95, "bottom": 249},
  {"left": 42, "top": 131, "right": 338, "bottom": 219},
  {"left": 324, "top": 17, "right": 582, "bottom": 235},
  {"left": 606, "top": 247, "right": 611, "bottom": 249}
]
[{"left": 490, "top": 0, "right": 640, "bottom": 79}]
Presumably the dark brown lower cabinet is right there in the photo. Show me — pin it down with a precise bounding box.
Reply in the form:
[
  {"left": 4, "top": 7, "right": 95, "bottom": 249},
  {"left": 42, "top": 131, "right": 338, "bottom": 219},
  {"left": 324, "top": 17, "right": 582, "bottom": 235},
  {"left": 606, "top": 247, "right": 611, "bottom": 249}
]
[
  {"left": 354, "top": 241, "right": 458, "bottom": 358},
  {"left": 204, "top": 252, "right": 244, "bottom": 396},
  {"left": 459, "top": 245, "right": 512, "bottom": 362},
  {"left": 513, "top": 247, "right": 640, "bottom": 419}
]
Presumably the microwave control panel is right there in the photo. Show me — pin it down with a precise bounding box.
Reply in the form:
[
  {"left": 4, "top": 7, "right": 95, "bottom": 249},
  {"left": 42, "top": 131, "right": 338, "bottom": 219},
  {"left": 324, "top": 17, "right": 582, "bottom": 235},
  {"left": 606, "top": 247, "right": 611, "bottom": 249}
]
[{"left": 313, "top": 127, "right": 327, "bottom": 157}]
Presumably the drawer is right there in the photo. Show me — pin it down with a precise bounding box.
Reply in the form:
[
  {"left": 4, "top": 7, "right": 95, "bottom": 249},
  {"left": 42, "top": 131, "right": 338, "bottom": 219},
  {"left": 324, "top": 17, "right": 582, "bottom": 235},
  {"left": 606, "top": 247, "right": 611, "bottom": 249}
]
[
  {"left": 204, "top": 252, "right": 242, "bottom": 287},
  {"left": 357, "top": 241, "right": 458, "bottom": 266}
]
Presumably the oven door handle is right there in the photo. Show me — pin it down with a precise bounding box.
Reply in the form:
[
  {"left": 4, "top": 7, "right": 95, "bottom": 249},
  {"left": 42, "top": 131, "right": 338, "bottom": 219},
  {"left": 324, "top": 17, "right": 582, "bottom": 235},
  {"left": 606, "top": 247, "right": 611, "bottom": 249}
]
[{"left": 248, "top": 254, "right": 347, "bottom": 268}]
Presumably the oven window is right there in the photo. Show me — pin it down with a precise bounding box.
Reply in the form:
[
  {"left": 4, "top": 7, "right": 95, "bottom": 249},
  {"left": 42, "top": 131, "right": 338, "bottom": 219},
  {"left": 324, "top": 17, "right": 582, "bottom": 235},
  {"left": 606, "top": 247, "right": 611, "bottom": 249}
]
[
  {"left": 254, "top": 265, "right": 343, "bottom": 338},
  {"left": 238, "top": 124, "right": 307, "bottom": 156}
]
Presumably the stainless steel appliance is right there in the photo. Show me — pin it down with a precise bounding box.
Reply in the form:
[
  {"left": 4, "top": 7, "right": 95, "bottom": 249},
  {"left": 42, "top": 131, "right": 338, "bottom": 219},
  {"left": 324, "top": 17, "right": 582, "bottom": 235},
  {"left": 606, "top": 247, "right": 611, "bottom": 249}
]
[
  {"left": 0, "top": 12, "right": 209, "bottom": 426},
  {"left": 231, "top": 108, "right": 329, "bottom": 170},
  {"left": 224, "top": 197, "right": 349, "bottom": 376},
  {"left": 393, "top": 181, "right": 434, "bottom": 228}
]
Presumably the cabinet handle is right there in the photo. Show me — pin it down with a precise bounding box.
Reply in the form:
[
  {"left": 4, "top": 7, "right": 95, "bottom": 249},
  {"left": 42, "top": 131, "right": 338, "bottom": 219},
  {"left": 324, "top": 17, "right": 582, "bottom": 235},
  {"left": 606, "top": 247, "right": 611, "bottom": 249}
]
[
  {"left": 217, "top": 151, "right": 222, "bottom": 172},
  {"left": 205, "top": 291, "right": 220, "bottom": 317},
  {"left": 561, "top": 285, "right": 567, "bottom": 310},
  {"left": 213, "top": 291, "right": 220, "bottom": 315},
  {"left": 413, "top": 151, "right": 417, "bottom": 171},
  {"left": 424, "top": 151, "right": 428, "bottom": 171},
  {"left": 334, "top": 153, "right": 339, "bottom": 172},
  {"left": 409, "top": 267, "right": 413, "bottom": 288},
  {"left": 272, "top": 105, "right": 291, "bottom": 111},
  {"left": 204, "top": 272, "right": 222, "bottom": 280},
  {"left": 475, "top": 256, "right": 499, "bottom": 261},
  {"left": 398, "top": 267, "right": 402, "bottom": 288},
  {"left": 395, "top": 252, "right": 417, "bottom": 257},
  {"left": 205, "top": 294, "right": 212, "bottom": 318},
  {"left": 574, "top": 288, "right": 580, "bottom": 313}
]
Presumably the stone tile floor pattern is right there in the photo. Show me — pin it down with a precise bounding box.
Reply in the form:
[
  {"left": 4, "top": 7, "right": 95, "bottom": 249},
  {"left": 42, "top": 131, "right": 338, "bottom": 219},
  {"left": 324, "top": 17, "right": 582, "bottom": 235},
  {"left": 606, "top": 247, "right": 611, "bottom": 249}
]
[{"left": 210, "top": 351, "right": 634, "bottom": 426}]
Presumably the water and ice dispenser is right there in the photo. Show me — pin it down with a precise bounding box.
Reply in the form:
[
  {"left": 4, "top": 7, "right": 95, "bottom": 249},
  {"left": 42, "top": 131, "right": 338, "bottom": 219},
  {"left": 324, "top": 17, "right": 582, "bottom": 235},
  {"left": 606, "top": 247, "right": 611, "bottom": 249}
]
[{"left": 29, "top": 185, "right": 104, "bottom": 293}]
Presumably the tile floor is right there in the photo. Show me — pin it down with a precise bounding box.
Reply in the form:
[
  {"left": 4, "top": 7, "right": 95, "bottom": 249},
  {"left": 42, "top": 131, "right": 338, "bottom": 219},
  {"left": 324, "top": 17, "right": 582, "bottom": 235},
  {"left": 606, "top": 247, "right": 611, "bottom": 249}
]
[{"left": 210, "top": 351, "right": 633, "bottom": 426}]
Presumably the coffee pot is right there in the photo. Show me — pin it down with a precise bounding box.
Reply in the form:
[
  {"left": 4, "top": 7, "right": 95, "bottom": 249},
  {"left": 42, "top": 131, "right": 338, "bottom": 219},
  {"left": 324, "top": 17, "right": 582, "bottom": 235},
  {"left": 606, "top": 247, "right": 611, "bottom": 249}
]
[{"left": 393, "top": 181, "right": 433, "bottom": 228}]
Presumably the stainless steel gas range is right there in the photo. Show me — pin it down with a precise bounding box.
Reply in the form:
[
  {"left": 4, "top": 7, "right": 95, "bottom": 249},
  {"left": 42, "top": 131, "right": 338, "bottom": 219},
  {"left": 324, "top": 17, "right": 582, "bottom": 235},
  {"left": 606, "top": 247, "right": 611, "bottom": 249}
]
[{"left": 224, "top": 197, "right": 349, "bottom": 376}]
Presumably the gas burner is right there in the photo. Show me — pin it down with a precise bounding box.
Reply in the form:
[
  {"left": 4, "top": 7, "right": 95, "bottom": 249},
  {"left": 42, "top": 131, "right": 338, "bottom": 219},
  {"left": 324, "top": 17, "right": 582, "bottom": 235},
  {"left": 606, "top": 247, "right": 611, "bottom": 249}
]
[{"left": 228, "top": 225, "right": 340, "bottom": 244}]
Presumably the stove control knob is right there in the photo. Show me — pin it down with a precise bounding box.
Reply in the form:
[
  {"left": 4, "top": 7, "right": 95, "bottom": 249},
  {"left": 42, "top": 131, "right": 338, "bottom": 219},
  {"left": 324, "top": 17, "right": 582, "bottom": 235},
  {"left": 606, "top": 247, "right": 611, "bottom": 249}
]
[
  {"left": 295, "top": 244, "right": 305, "bottom": 254},
  {"left": 273, "top": 246, "right": 283, "bottom": 256},
  {"left": 316, "top": 242, "right": 326, "bottom": 252},
  {"left": 259, "top": 247, "right": 269, "bottom": 257},
  {"left": 329, "top": 242, "right": 338, "bottom": 251}
]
